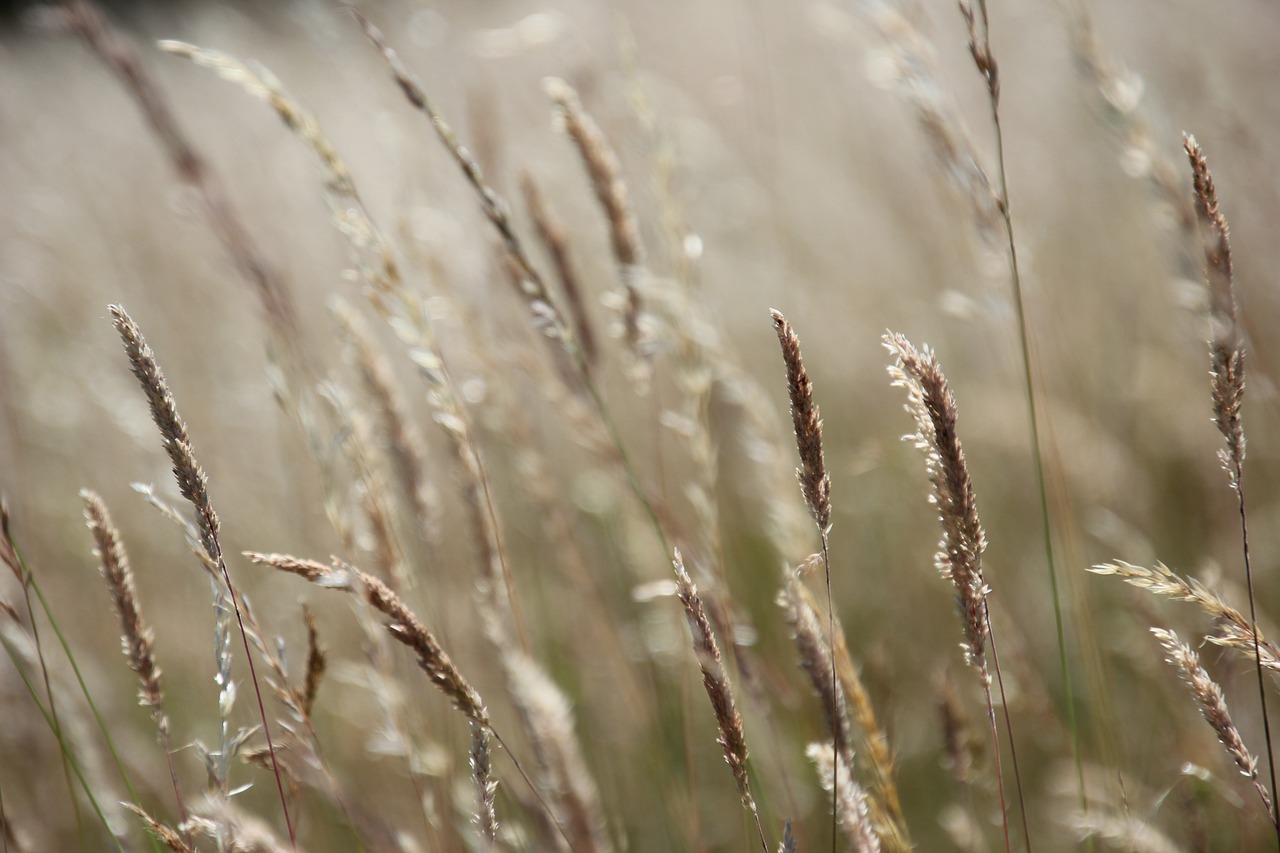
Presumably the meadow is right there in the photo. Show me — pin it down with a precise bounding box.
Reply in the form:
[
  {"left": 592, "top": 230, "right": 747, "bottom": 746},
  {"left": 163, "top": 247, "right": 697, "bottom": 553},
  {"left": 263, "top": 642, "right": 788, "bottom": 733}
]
[{"left": 2, "top": 1, "right": 1280, "bottom": 850}]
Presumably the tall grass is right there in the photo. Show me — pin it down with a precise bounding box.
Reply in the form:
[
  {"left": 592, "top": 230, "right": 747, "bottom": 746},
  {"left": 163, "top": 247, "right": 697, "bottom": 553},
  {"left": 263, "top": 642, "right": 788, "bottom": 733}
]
[{"left": 3, "top": 1, "right": 1280, "bottom": 850}]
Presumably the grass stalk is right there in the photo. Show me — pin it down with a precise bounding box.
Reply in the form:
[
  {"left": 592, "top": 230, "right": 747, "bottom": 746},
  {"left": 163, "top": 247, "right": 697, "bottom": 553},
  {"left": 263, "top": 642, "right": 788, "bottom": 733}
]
[
  {"left": 886, "top": 333, "right": 1011, "bottom": 853},
  {"left": 959, "top": 3, "right": 1073, "bottom": 846},
  {"left": 2, "top": 506, "right": 160, "bottom": 853},
  {"left": 769, "top": 310, "right": 839, "bottom": 850},
  {"left": 1182, "top": 133, "right": 1279, "bottom": 844},
  {"left": 109, "top": 305, "right": 296, "bottom": 848}
]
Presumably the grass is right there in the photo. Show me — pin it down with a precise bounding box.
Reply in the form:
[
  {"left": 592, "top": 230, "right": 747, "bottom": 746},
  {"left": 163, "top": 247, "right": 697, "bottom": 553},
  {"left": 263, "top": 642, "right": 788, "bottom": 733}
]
[{"left": 2, "top": 1, "right": 1280, "bottom": 850}]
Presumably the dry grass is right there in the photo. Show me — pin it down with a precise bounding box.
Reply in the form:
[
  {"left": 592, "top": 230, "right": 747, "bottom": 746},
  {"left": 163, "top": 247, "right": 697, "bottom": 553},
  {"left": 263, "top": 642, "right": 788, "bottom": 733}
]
[{"left": 4, "top": 2, "right": 1280, "bottom": 851}]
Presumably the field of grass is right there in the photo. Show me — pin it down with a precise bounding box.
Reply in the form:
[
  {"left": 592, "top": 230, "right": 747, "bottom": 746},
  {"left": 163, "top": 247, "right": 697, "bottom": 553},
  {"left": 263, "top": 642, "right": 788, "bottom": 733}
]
[{"left": 3, "top": 1, "right": 1280, "bottom": 850}]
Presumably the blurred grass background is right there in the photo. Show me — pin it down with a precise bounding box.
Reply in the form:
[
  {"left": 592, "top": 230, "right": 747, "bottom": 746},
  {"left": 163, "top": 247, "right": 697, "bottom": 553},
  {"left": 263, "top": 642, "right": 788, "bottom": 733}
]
[{"left": 3, "top": 0, "right": 1280, "bottom": 849}]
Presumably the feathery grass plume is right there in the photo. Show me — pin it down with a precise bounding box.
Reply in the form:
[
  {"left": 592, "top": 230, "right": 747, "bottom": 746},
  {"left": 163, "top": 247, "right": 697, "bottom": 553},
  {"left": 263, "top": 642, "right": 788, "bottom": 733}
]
[
  {"left": 124, "top": 805, "right": 195, "bottom": 853},
  {"left": 1085, "top": 558, "right": 1274, "bottom": 650},
  {"left": 1212, "top": 622, "right": 1280, "bottom": 675},
  {"left": 108, "top": 305, "right": 294, "bottom": 845},
  {"left": 885, "top": 332, "right": 1012, "bottom": 849},
  {"left": 82, "top": 490, "right": 188, "bottom": 840},
  {"left": 521, "top": 172, "right": 599, "bottom": 370},
  {"left": 470, "top": 721, "right": 498, "bottom": 848},
  {"left": 59, "top": 0, "right": 297, "bottom": 340},
  {"left": 806, "top": 743, "right": 880, "bottom": 853},
  {"left": 771, "top": 308, "right": 842, "bottom": 848},
  {"left": 82, "top": 492, "right": 166, "bottom": 731},
  {"left": 243, "top": 564, "right": 431, "bottom": 852},
  {"left": 673, "top": 549, "right": 768, "bottom": 853},
  {"left": 884, "top": 333, "right": 988, "bottom": 675},
  {"left": 1151, "top": 627, "right": 1274, "bottom": 821},
  {"left": 355, "top": 13, "right": 697, "bottom": 604},
  {"left": 1089, "top": 561, "right": 1280, "bottom": 671},
  {"left": 1163, "top": 133, "right": 1272, "bottom": 833},
  {"left": 318, "top": 378, "right": 411, "bottom": 593},
  {"left": 770, "top": 311, "right": 831, "bottom": 534},
  {"left": 545, "top": 77, "right": 648, "bottom": 375},
  {"left": 1185, "top": 135, "right": 1246, "bottom": 482},
  {"left": 244, "top": 552, "right": 343, "bottom": 586},
  {"left": 5, "top": 499, "right": 173, "bottom": 853}
]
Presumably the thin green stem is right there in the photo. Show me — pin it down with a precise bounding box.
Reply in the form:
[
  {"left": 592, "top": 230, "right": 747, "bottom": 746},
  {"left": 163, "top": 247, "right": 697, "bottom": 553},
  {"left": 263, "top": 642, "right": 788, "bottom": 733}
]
[
  {"left": 10, "top": 533, "right": 164, "bottom": 853},
  {"left": 970, "top": 0, "right": 1085, "bottom": 824},
  {"left": 17, "top": 575, "right": 85, "bottom": 852},
  {"left": 0, "top": 634, "right": 128, "bottom": 853}
]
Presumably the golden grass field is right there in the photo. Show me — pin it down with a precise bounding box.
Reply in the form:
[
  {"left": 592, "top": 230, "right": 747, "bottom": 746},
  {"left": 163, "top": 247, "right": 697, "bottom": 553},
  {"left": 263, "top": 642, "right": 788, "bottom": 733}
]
[{"left": 3, "top": 1, "right": 1280, "bottom": 850}]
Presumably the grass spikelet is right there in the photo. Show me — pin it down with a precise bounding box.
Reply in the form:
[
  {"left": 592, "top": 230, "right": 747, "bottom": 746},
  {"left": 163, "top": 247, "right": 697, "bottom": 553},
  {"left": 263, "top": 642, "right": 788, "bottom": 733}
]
[
  {"left": 521, "top": 172, "right": 599, "bottom": 369},
  {"left": 352, "top": 11, "right": 579, "bottom": 367},
  {"left": 124, "top": 804, "right": 195, "bottom": 853},
  {"left": 82, "top": 491, "right": 166, "bottom": 733},
  {"left": 82, "top": 490, "right": 188, "bottom": 838},
  {"left": 770, "top": 310, "right": 831, "bottom": 533},
  {"left": 784, "top": 581, "right": 910, "bottom": 851},
  {"left": 1184, "top": 132, "right": 1248, "bottom": 504},
  {"left": 470, "top": 721, "right": 498, "bottom": 848},
  {"left": 1088, "top": 560, "right": 1280, "bottom": 671},
  {"left": 1151, "top": 627, "right": 1273, "bottom": 821},
  {"left": 545, "top": 77, "right": 646, "bottom": 369},
  {"left": 884, "top": 333, "right": 988, "bottom": 674},
  {"left": 673, "top": 549, "right": 768, "bottom": 852},
  {"left": 243, "top": 551, "right": 341, "bottom": 586},
  {"left": 108, "top": 304, "right": 294, "bottom": 845},
  {"left": 355, "top": 569, "right": 489, "bottom": 728},
  {"left": 885, "top": 331, "right": 1011, "bottom": 850},
  {"left": 806, "top": 742, "right": 880, "bottom": 853},
  {"left": 781, "top": 581, "right": 851, "bottom": 765},
  {"left": 771, "top": 308, "right": 841, "bottom": 848}
]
